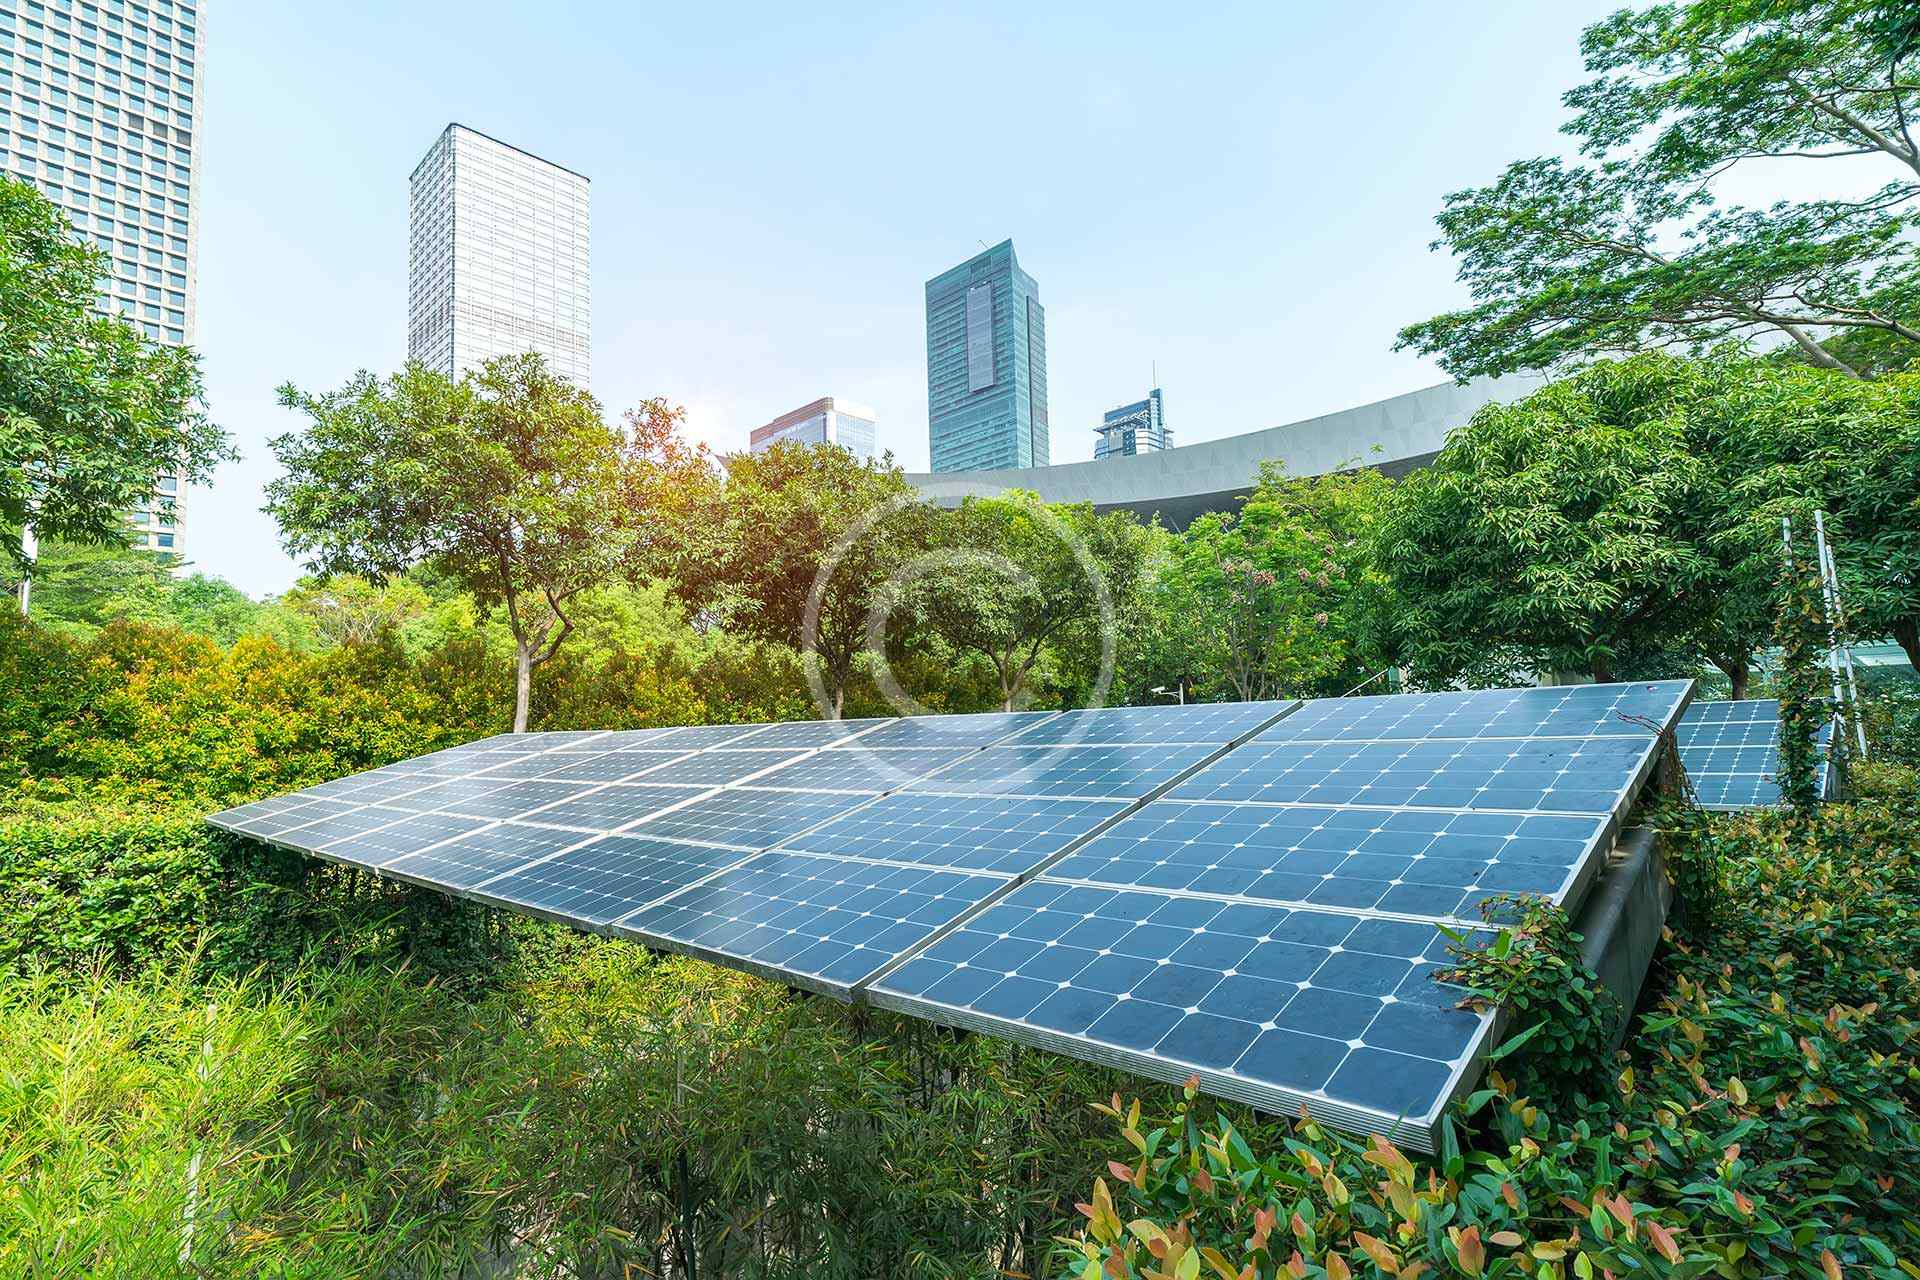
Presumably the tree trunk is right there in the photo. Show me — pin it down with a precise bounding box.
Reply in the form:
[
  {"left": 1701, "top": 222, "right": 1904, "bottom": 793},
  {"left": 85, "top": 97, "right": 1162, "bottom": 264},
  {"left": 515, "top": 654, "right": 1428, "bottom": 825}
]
[
  {"left": 1709, "top": 653, "right": 1751, "bottom": 700},
  {"left": 513, "top": 640, "right": 533, "bottom": 733},
  {"left": 1893, "top": 617, "right": 1920, "bottom": 673},
  {"left": 1590, "top": 656, "right": 1616, "bottom": 683}
]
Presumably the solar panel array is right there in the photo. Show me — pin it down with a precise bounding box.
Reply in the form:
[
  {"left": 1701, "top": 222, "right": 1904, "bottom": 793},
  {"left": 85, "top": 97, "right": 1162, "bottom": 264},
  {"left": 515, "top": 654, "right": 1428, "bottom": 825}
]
[
  {"left": 208, "top": 681, "right": 1691, "bottom": 1150},
  {"left": 1674, "top": 698, "right": 1834, "bottom": 809}
]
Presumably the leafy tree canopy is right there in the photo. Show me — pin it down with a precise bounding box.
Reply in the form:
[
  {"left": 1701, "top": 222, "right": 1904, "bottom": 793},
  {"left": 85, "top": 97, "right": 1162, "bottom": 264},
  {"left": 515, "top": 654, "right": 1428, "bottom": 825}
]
[
  {"left": 667, "top": 441, "right": 930, "bottom": 717},
  {"left": 1380, "top": 351, "right": 1920, "bottom": 687},
  {"left": 1162, "top": 463, "right": 1394, "bottom": 704},
  {"left": 1398, "top": 0, "right": 1920, "bottom": 381},
  {"left": 1, "top": 175, "right": 229, "bottom": 572},
  {"left": 267, "top": 355, "right": 680, "bottom": 732},
  {"left": 916, "top": 491, "right": 1152, "bottom": 711}
]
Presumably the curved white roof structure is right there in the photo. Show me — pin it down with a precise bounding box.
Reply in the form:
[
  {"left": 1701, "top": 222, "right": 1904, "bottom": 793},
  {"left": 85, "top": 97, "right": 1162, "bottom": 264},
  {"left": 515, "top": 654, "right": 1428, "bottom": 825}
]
[{"left": 908, "top": 373, "right": 1545, "bottom": 526}]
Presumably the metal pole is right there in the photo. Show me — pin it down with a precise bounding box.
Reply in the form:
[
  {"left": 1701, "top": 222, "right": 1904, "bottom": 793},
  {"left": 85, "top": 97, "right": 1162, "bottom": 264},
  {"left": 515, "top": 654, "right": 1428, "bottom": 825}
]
[
  {"left": 13, "top": 523, "right": 33, "bottom": 616},
  {"left": 1814, "top": 511, "right": 1869, "bottom": 759}
]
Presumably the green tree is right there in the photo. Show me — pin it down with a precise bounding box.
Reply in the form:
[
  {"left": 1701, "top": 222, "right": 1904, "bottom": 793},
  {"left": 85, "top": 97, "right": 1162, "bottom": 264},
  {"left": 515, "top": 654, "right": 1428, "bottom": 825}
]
[
  {"left": 1163, "top": 464, "right": 1393, "bottom": 704},
  {"left": 1, "top": 175, "right": 229, "bottom": 585},
  {"left": 25, "top": 538, "right": 272, "bottom": 646},
  {"left": 917, "top": 492, "right": 1150, "bottom": 711},
  {"left": 268, "top": 355, "right": 675, "bottom": 733},
  {"left": 1378, "top": 357, "right": 1725, "bottom": 686},
  {"left": 1398, "top": 0, "right": 1920, "bottom": 380},
  {"left": 668, "top": 442, "right": 931, "bottom": 717}
]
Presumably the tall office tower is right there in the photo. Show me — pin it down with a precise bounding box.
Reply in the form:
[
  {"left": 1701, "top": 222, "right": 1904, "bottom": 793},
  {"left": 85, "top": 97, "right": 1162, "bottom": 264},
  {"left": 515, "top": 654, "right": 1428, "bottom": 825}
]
[
  {"left": 750, "top": 396, "right": 878, "bottom": 461},
  {"left": 408, "top": 123, "right": 590, "bottom": 386},
  {"left": 925, "top": 240, "right": 1047, "bottom": 473},
  {"left": 0, "top": 0, "right": 205, "bottom": 555},
  {"left": 1094, "top": 387, "right": 1171, "bottom": 459}
]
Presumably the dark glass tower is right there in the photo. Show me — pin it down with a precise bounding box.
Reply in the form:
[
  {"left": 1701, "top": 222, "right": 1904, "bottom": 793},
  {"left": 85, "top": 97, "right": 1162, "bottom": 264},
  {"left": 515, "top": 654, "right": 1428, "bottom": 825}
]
[{"left": 925, "top": 240, "right": 1048, "bottom": 472}]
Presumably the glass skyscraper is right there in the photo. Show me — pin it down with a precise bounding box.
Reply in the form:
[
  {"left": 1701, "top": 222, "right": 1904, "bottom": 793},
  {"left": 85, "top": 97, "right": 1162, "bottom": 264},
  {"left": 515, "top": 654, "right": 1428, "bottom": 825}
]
[
  {"left": 408, "top": 123, "right": 591, "bottom": 386},
  {"left": 750, "top": 396, "right": 878, "bottom": 461},
  {"left": 0, "top": 0, "right": 204, "bottom": 554},
  {"left": 925, "top": 240, "right": 1047, "bottom": 473},
  {"left": 1095, "top": 387, "right": 1171, "bottom": 459}
]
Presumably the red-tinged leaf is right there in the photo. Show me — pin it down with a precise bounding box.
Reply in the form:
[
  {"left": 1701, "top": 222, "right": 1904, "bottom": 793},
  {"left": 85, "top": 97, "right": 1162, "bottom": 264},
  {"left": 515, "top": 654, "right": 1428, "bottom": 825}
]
[
  {"left": 1326, "top": 1253, "right": 1352, "bottom": 1280},
  {"left": 1193, "top": 1166, "right": 1214, "bottom": 1194},
  {"left": 1076, "top": 1201, "right": 1096, "bottom": 1222},
  {"left": 1643, "top": 1221, "right": 1682, "bottom": 1265},
  {"left": 1820, "top": 1248, "right": 1842, "bottom": 1280},
  {"left": 1109, "top": 1161, "right": 1136, "bottom": 1183},
  {"left": 1286, "top": 1250, "right": 1308, "bottom": 1278},
  {"left": 1354, "top": 1232, "right": 1401, "bottom": 1275},
  {"left": 1501, "top": 1181, "right": 1520, "bottom": 1211},
  {"left": 1455, "top": 1225, "right": 1486, "bottom": 1276}
]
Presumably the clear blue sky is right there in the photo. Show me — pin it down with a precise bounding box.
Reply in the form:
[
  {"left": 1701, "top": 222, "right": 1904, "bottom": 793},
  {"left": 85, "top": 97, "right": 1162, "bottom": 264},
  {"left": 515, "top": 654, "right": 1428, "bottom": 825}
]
[{"left": 192, "top": 0, "right": 1631, "bottom": 597}]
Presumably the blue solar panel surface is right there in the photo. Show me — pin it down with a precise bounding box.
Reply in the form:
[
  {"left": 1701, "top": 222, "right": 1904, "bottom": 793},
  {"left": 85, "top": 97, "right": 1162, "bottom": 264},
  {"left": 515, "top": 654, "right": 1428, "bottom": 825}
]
[
  {"left": 782, "top": 792, "right": 1131, "bottom": 875},
  {"left": 207, "top": 682, "right": 1691, "bottom": 1149},
  {"left": 1674, "top": 699, "right": 1832, "bottom": 809},
  {"left": 616, "top": 850, "right": 1008, "bottom": 994},
  {"left": 907, "top": 744, "right": 1218, "bottom": 799}
]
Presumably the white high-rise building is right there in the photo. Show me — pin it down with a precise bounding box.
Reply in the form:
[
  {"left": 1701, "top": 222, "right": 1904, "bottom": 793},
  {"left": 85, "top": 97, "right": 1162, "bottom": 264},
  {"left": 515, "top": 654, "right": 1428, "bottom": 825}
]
[
  {"left": 408, "top": 123, "right": 591, "bottom": 386},
  {"left": 0, "top": 0, "right": 205, "bottom": 555}
]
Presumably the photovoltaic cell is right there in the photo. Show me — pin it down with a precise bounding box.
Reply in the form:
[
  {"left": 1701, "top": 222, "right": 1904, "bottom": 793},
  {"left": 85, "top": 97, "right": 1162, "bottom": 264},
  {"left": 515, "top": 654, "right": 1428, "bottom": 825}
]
[
  {"left": 382, "top": 777, "right": 512, "bottom": 813},
  {"left": 320, "top": 812, "right": 491, "bottom": 865},
  {"left": 534, "top": 750, "right": 696, "bottom": 783},
  {"left": 784, "top": 793, "right": 1132, "bottom": 875},
  {"left": 639, "top": 723, "right": 774, "bottom": 749},
  {"left": 1674, "top": 699, "right": 1832, "bottom": 810},
  {"left": 855, "top": 711, "right": 1054, "bottom": 748},
  {"left": 432, "top": 780, "right": 594, "bottom": 821},
  {"left": 869, "top": 880, "right": 1485, "bottom": 1136},
  {"left": 1167, "top": 737, "right": 1652, "bottom": 814},
  {"left": 617, "top": 850, "right": 1008, "bottom": 996},
  {"left": 908, "top": 744, "right": 1217, "bottom": 800},
  {"left": 1258, "top": 682, "right": 1690, "bottom": 745},
  {"left": 737, "top": 717, "right": 892, "bottom": 748},
  {"left": 632, "top": 787, "right": 873, "bottom": 851},
  {"left": 623, "top": 749, "right": 809, "bottom": 787},
  {"left": 751, "top": 747, "right": 978, "bottom": 793},
  {"left": 1044, "top": 802, "right": 1608, "bottom": 922},
  {"left": 472, "top": 834, "right": 753, "bottom": 927},
  {"left": 386, "top": 820, "right": 587, "bottom": 890},
  {"left": 1007, "top": 700, "right": 1292, "bottom": 746},
  {"left": 521, "top": 784, "right": 712, "bottom": 831}
]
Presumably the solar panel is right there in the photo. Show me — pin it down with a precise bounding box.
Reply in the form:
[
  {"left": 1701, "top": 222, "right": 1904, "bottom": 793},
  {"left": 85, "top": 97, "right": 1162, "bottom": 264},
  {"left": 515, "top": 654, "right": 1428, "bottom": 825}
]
[
  {"left": 631, "top": 787, "right": 874, "bottom": 851},
  {"left": 855, "top": 710, "right": 1055, "bottom": 747},
  {"left": 518, "top": 783, "right": 712, "bottom": 831},
  {"left": 868, "top": 881, "right": 1485, "bottom": 1138},
  {"left": 751, "top": 747, "right": 978, "bottom": 793},
  {"left": 734, "top": 717, "right": 892, "bottom": 748},
  {"left": 908, "top": 744, "right": 1219, "bottom": 800},
  {"left": 386, "top": 821, "right": 589, "bottom": 890},
  {"left": 864, "top": 679, "right": 1691, "bottom": 1149},
  {"left": 615, "top": 850, "right": 1009, "bottom": 997},
  {"left": 468, "top": 833, "right": 754, "bottom": 928},
  {"left": 207, "top": 679, "right": 1693, "bottom": 1151},
  {"left": 1259, "top": 682, "right": 1688, "bottom": 744},
  {"left": 620, "top": 749, "right": 810, "bottom": 787},
  {"left": 1167, "top": 737, "right": 1654, "bottom": 814},
  {"left": 1674, "top": 699, "right": 1833, "bottom": 810},
  {"left": 782, "top": 793, "right": 1132, "bottom": 875},
  {"left": 1006, "top": 700, "right": 1292, "bottom": 746},
  {"left": 1044, "top": 803, "right": 1608, "bottom": 923}
]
